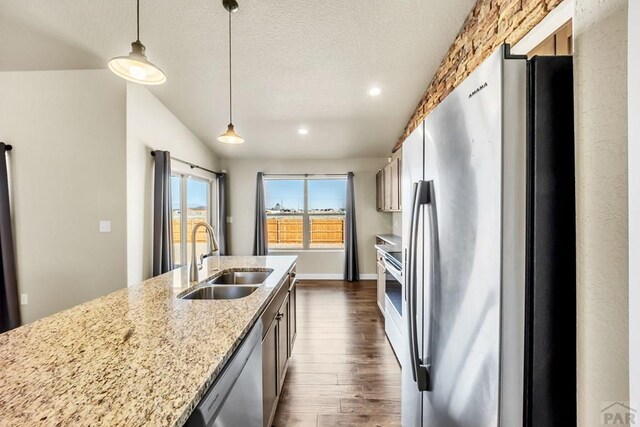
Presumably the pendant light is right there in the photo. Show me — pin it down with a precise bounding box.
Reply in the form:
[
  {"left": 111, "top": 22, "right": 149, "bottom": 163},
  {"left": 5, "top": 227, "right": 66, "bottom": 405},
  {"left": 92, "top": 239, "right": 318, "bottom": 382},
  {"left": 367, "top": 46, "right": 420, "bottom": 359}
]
[
  {"left": 218, "top": 0, "right": 244, "bottom": 144},
  {"left": 108, "top": 0, "right": 166, "bottom": 85}
]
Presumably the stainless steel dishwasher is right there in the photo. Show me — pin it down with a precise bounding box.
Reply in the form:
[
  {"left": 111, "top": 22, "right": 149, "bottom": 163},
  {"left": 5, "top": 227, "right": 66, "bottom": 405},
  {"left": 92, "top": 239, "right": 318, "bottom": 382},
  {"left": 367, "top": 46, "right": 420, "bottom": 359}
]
[{"left": 186, "top": 322, "right": 263, "bottom": 427}]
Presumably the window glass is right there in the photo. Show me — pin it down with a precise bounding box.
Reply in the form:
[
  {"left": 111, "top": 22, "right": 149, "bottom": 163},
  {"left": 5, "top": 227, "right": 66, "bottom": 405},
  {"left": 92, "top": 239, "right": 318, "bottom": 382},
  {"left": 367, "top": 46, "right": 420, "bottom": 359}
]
[
  {"left": 265, "top": 177, "right": 346, "bottom": 250},
  {"left": 186, "top": 178, "right": 210, "bottom": 265},
  {"left": 171, "top": 176, "right": 182, "bottom": 267},
  {"left": 308, "top": 179, "right": 346, "bottom": 249},
  {"left": 265, "top": 180, "right": 304, "bottom": 249}
]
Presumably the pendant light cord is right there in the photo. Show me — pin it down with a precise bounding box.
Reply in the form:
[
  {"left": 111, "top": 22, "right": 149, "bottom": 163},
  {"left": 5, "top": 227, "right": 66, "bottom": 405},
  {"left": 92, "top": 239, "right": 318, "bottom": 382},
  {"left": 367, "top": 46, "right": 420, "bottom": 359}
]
[
  {"left": 135, "top": 0, "right": 141, "bottom": 42},
  {"left": 228, "top": 10, "right": 233, "bottom": 124},
  {"left": 137, "top": 0, "right": 140, "bottom": 41}
]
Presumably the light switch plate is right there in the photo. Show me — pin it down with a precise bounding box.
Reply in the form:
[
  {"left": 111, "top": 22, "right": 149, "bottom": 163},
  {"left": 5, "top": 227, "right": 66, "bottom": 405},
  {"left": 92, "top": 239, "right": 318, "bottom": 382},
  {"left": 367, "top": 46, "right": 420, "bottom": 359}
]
[
  {"left": 99, "top": 220, "right": 111, "bottom": 233},
  {"left": 20, "top": 293, "right": 28, "bottom": 305}
]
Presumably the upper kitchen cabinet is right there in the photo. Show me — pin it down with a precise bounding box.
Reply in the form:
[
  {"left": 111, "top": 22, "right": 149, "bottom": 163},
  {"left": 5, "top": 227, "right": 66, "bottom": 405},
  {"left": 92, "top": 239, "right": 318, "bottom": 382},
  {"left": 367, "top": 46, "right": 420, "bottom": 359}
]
[{"left": 376, "top": 158, "right": 402, "bottom": 212}]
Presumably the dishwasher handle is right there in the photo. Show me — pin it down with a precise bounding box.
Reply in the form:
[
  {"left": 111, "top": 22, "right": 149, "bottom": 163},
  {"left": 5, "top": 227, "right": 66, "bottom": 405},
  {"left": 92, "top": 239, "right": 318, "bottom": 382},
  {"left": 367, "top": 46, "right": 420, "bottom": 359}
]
[{"left": 187, "top": 322, "right": 263, "bottom": 427}]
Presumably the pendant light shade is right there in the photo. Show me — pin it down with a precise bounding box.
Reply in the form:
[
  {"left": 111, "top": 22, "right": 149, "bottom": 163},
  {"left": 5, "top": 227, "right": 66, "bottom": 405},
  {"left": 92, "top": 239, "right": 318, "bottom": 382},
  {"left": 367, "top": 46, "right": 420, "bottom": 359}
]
[
  {"left": 218, "top": 123, "right": 244, "bottom": 144},
  {"left": 218, "top": 0, "right": 244, "bottom": 144},
  {"left": 108, "top": 41, "right": 166, "bottom": 85},
  {"left": 109, "top": 0, "right": 166, "bottom": 85}
]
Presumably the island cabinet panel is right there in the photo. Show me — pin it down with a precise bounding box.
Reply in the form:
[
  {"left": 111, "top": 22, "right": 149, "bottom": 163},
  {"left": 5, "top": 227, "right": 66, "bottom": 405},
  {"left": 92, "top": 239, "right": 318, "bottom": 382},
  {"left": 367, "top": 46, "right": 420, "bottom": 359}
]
[
  {"left": 277, "top": 294, "right": 290, "bottom": 392},
  {"left": 288, "top": 272, "right": 297, "bottom": 356},
  {"left": 262, "top": 318, "right": 278, "bottom": 427},
  {"left": 261, "top": 265, "right": 297, "bottom": 427}
]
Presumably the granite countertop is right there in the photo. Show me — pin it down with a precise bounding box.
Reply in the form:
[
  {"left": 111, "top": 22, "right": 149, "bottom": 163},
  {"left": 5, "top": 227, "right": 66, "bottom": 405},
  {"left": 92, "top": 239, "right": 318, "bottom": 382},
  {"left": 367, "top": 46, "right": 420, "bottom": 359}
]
[
  {"left": 376, "top": 234, "right": 402, "bottom": 247},
  {"left": 0, "top": 255, "right": 296, "bottom": 427}
]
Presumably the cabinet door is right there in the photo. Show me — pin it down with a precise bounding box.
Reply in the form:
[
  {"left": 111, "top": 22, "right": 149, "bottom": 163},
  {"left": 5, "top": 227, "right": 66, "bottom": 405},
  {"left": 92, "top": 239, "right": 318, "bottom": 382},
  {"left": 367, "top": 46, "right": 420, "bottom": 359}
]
[
  {"left": 384, "top": 165, "right": 392, "bottom": 211},
  {"left": 288, "top": 277, "right": 297, "bottom": 356},
  {"left": 376, "top": 170, "right": 384, "bottom": 211},
  {"left": 388, "top": 158, "right": 402, "bottom": 211},
  {"left": 262, "top": 319, "right": 278, "bottom": 427},
  {"left": 390, "top": 160, "right": 399, "bottom": 210},
  {"left": 377, "top": 261, "right": 386, "bottom": 315},
  {"left": 396, "top": 158, "right": 402, "bottom": 210},
  {"left": 277, "top": 294, "right": 290, "bottom": 393}
]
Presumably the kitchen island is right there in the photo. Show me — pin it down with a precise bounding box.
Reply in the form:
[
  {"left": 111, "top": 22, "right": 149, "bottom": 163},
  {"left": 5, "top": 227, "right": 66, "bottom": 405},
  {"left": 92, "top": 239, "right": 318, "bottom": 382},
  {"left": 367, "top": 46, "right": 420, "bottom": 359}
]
[{"left": 0, "top": 255, "right": 297, "bottom": 426}]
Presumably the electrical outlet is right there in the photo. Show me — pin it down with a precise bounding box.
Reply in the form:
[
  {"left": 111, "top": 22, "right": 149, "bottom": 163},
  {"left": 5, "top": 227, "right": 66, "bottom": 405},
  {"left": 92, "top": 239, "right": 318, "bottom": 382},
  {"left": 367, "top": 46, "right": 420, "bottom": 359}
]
[
  {"left": 20, "top": 293, "right": 28, "bottom": 305},
  {"left": 99, "top": 220, "right": 111, "bottom": 233}
]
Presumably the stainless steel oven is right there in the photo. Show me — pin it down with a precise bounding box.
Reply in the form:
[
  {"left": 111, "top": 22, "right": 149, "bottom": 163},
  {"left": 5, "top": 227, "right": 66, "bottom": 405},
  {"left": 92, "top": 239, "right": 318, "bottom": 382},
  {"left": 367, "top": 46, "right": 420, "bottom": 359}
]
[
  {"left": 383, "top": 251, "right": 403, "bottom": 311},
  {"left": 382, "top": 250, "right": 403, "bottom": 362}
]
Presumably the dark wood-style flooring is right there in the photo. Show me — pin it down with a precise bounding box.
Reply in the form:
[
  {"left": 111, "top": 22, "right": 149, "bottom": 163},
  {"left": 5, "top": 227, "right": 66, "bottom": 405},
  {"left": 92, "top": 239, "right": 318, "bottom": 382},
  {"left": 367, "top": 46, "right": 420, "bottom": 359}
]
[{"left": 273, "top": 280, "right": 402, "bottom": 427}]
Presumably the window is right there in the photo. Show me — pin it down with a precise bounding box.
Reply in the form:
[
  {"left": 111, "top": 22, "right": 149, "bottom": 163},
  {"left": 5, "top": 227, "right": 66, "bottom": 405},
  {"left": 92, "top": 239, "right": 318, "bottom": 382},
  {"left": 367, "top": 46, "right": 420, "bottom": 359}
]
[
  {"left": 171, "top": 174, "right": 216, "bottom": 268},
  {"left": 265, "top": 176, "right": 346, "bottom": 250}
]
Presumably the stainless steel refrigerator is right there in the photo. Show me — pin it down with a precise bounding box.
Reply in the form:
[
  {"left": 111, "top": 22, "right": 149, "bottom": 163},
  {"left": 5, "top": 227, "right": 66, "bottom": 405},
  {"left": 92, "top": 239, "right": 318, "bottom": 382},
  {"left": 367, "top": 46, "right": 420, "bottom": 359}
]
[{"left": 401, "top": 45, "right": 576, "bottom": 427}]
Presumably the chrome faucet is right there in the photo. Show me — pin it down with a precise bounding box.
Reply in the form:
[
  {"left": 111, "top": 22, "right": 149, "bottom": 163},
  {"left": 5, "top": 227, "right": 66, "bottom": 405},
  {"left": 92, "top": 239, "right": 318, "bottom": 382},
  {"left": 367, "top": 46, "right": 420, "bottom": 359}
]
[{"left": 190, "top": 221, "right": 219, "bottom": 282}]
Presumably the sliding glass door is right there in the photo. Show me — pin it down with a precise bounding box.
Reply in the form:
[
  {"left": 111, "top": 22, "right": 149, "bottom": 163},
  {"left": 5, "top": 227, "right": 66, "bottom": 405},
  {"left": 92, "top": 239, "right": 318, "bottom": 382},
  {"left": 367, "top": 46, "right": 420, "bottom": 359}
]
[{"left": 171, "top": 174, "right": 216, "bottom": 268}]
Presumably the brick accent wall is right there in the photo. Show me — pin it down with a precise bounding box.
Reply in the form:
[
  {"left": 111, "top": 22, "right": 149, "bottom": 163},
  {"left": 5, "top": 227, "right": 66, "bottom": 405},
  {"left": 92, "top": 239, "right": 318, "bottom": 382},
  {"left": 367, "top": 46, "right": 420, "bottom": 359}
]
[{"left": 393, "top": 0, "right": 564, "bottom": 152}]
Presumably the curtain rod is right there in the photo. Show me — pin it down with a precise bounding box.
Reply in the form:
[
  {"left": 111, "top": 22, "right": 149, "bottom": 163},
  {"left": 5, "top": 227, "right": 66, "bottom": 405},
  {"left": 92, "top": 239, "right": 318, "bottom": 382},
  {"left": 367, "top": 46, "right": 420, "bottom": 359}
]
[
  {"left": 264, "top": 173, "right": 347, "bottom": 177},
  {"left": 150, "top": 151, "right": 223, "bottom": 177},
  {"left": 0, "top": 143, "right": 12, "bottom": 151}
]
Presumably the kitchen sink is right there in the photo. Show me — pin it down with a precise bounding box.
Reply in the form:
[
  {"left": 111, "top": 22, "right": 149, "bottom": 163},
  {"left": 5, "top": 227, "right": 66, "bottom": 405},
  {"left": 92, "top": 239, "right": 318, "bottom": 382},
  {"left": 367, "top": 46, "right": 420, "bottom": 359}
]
[
  {"left": 208, "top": 271, "right": 271, "bottom": 285},
  {"left": 179, "top": 269, "right": 272, "bottom": 300},
  {"left": 181, "top": 285, "right": 259, "bottom": 300}
]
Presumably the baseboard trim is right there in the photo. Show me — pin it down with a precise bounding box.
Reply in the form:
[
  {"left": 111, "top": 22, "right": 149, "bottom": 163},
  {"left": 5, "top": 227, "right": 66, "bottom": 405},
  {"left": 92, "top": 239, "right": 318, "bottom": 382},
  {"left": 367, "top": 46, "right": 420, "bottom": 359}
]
[{"left": 297, "top": 273, "right": 377, "bottom": 281}]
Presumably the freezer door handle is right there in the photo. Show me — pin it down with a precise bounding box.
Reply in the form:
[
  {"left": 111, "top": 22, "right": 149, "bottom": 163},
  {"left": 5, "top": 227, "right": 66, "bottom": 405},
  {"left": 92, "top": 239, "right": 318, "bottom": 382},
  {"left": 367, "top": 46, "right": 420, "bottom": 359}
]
[{"left": 407, "top": 180, "right": 432, "bottom": 392}]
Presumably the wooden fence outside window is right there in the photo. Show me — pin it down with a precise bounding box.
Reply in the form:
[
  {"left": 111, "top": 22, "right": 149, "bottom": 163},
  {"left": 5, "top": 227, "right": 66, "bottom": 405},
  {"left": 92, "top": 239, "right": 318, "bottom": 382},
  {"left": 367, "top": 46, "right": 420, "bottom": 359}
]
[{"left": 267, "top": 216, "right": 344, "bottom": 247}]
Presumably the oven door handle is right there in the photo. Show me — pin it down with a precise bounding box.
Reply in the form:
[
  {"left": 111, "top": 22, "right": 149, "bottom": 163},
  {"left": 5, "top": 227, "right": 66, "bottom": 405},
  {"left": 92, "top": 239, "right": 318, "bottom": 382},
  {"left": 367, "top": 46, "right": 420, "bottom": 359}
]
[{"left": 384, "top": 259, "right": 402, "bottom": 282}]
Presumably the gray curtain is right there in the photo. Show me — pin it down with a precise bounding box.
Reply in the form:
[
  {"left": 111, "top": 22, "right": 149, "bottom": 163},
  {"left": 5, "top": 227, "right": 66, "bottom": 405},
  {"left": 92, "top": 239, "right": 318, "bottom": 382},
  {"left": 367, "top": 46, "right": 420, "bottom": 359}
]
[
  {"left": 0, "top": 143, "right": 20, "bottom": 332},
  {"left": 253, "top": 172, "right": 268, "bottom": 256},
  {"left": 152, "top": 151, "right": 174, "bottom": 276},
  {"left": 217, "top": 173, "right": 228, "bottom": 255},
  {"left": 344, "top": 172, "right": 360, "bottom": 281}
]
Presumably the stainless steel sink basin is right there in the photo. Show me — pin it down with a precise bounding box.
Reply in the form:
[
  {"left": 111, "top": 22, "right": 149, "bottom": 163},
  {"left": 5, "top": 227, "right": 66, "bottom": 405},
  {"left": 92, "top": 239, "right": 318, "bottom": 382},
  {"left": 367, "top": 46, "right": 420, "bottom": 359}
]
[
  {"left": 179, "top": 269, "right": 272, "bottom": 300},
  {"left": 208, "top": 271, "right": 271, "bottom": 285},
  {"left": 181, "top": 285, "right": 259, "bottom": 300}
]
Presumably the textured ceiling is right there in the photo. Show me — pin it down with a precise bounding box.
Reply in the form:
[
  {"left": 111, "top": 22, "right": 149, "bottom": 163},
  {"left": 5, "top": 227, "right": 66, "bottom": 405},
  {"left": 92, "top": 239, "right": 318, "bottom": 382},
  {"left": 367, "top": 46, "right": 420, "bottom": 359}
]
[{"left": 0, "top": 0, "right": 475, "bottom": 159}]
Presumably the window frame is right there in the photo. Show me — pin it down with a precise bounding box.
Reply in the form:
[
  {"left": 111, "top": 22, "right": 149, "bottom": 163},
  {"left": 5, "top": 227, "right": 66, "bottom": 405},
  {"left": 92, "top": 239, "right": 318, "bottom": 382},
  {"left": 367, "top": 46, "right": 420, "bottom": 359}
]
[
  {"left": 171, "top": 172, "right": 217, "bottom": 268},
  {"left": 264, "top": 175, "right": 347, "bottom": 252}
]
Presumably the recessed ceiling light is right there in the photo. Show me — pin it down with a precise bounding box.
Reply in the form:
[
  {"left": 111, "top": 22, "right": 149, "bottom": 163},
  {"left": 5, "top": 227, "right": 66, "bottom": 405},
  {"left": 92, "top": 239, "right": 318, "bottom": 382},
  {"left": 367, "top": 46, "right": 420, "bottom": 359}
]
[
  {"left": 298, "top": 128, "right": 309, "bottom": 135},
  {"left": 367, "top": 87, "right": 382, "bottom": 97}
]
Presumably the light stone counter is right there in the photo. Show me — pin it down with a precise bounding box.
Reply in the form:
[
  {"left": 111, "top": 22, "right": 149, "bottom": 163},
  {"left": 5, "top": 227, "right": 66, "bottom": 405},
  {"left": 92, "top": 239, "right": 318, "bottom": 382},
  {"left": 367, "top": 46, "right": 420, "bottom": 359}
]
[{"left": 0, "top": 255, "right": 297, "bottom": 426}]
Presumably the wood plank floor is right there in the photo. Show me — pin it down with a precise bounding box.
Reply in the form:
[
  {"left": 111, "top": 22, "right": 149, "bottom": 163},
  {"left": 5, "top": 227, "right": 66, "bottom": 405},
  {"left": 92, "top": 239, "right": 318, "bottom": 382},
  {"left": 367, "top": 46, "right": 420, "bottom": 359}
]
[{"left": 273, "top": 280, "right": 401, "bottom": 427}]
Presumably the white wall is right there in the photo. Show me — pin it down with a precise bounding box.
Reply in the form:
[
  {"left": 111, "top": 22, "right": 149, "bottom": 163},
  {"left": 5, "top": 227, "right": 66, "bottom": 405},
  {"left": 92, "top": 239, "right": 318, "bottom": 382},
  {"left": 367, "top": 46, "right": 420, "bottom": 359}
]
[
  {"left": 0, "top": 70, "right": 127, "bottom": 323},
  {"left": 628, "top": 0, "right": 639, "bottom": 409},
  {"left": 126, "top": 84, "right": 220, "bottom": 285},
  {"left": 574, "top": 0, "right": 630, "bottom": 422},
  {"left": 220, "top": 157, "right": 392, "bottom": 277}
]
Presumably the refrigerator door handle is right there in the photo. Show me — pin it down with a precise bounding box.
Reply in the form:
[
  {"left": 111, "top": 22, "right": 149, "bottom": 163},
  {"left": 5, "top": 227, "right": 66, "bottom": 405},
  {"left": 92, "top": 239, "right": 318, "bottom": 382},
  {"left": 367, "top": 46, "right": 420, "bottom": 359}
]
[
  {"left": 408, "top": 180, "right": 432, "bottom": 392},
  {"left": 407, "top": 183, "right": 418, "bottom": 381}
]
